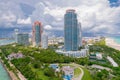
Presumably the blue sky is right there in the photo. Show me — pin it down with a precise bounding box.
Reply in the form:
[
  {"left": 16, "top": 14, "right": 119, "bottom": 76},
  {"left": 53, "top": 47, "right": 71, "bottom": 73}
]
[{"left": 0, "top": 0, "right": 120, "bottom": 36}]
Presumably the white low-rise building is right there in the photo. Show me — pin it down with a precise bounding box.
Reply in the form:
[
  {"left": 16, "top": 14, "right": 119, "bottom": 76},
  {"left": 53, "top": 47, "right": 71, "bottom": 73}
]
[
  {"left": 56, "top": 49, "right": 89, "bottom": 58},
  {"left": 8, "top": 53, "right": 24, "bottom": 60},
  {"left": 62, "top": 66, "right": 74, "bottom": 76},
  {"left": 41, "top": 32, "right": 48, "bottom": 49},
  {"left": 107, "top": 56, "right": 118, "bottom": 67},
  {"left": 96, "top": 53, "right": 103, "bottom": 60},
  {"left": 48, "top": 37, "right": 64, "bottom": 45}
]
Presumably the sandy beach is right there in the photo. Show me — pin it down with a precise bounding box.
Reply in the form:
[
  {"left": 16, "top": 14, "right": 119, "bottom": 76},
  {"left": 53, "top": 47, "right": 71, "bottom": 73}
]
[{"left": 105, "top": 38, "right": 120, "bottom": 51}]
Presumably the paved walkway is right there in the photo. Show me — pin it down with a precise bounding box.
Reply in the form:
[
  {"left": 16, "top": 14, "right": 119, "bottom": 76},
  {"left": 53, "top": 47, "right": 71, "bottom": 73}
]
[
  {"left": 9, "top": 61, "right": 27, "bottom": 80},
  {"left": 91, "top": 64, "right": 112, "bottom": 71},
  {"left": 72, "top": 63, "right": 84, "bottom": 80}
]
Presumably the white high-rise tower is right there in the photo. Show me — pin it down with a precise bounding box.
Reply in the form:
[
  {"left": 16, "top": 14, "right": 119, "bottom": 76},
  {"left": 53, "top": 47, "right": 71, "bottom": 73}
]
[
  {"left": 78, "top": 23, "right": 82, "bottom": 47},
  {"left": 41, "top": 32, "right": 48, "bottom": 49}
]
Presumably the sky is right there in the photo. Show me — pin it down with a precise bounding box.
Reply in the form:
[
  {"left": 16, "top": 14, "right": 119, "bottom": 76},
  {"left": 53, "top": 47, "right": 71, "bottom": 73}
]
[{"left": 0, "top": 0, "right": 120, "bottom": 37}]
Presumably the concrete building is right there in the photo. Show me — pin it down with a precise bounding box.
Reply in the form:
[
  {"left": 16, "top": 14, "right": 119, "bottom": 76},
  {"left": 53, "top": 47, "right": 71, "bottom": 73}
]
[
  {"left": 96, "top": 53, "right": 103, "bottom": 60},
  {"left": 64, "top": 9, "right": 80, "bottom": 51},
  {"left": 56, "top": 49, "right": 88, "bottom": 58},
  {"left": 78, "top": 23, "right": 82, "bottom": 47},
  {"left": 8, "top": 53, "right": 24, "bottom": 60},
  {"left": 62, "top": 66, "right": 74, "bottom": 80},
  {"left": 32, "top": 21, "right": 42, "bottom": 47},
  {"left": 16, "top": 33, "right": 29, "bottom": 45},
  {"left": 41, "top": 32, "right": 48, "bottom": 49}
]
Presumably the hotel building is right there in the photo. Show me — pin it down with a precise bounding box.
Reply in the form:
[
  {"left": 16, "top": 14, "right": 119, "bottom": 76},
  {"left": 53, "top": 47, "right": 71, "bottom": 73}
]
[
  {"left": 64, "top": 9, "right": 80, "bottom": 51},
  {"left": 32, "top": 21, "right": 42, "bottom": 47},
  {"left": 16, "top": 33, "right": 29, "bottom": 45}
]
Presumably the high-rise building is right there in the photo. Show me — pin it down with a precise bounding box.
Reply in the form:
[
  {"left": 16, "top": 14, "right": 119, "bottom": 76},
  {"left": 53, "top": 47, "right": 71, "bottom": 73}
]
[
  {"left": 16, "top": 33, "right": 29, "bottom": 45},
  {"left": 32, "top": 21, "right": 42, "bottom": 47},
  {"left": 64, "top": 9, "right": 80, "bottom": 51},
  {"left": 41, "top": 32, "right": 48, "bottom": 49},
  {"left": 78, "top": 23, "right": 82, "bottom": 47}
]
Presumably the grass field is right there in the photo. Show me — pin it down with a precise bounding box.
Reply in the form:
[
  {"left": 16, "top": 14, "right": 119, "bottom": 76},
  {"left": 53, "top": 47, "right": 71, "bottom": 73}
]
[
  {"left": 82, "top": 67, "right": 93, "bottom": 80},
  {"left": 74, "top": 68, "right": 81, "bottom": 78}
]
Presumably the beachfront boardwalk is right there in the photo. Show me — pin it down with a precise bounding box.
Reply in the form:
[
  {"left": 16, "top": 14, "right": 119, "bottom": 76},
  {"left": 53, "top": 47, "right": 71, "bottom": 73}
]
[{"left": 9, "top": 61, "right": 27, "bottom": 80}]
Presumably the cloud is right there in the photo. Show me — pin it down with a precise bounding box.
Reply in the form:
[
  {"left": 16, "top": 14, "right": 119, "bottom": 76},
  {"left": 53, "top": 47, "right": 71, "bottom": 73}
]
[
  {"left": 17, "top": 17, "right": 32, "bottom": 25},
  {"left": 44, "top": 25, "right": 52, "bottom": 30},
  {"left": 30, "top": 0, "right": 120, "bottom": 34},
  {"left": 0, "top": 12, "right": 16, "bottom": 22},
  {"left": 0, "top": 0, "right": 120, "bottom": 35}
]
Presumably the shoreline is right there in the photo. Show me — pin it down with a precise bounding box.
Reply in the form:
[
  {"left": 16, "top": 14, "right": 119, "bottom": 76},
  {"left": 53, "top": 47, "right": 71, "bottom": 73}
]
[
  {"left": 105, "top": 38, "right": 120, "bottom": 51},
  {"left": 0, "top": 58, "right": 18, "bottom": 80},
  {"left": 0, "top": 59, "right": 12, "bottom": 80}
]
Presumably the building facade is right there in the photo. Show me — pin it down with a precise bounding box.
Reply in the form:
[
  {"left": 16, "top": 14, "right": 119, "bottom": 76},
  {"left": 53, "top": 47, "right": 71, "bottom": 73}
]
[
  {"left": 41, "top": 32, "right": 48, "bottom": 49},
  {"left": 64, "top": 9, "right": 79, "bottom": 51},
  {"left": 78, "top": 23, "right": 82, "bottom": 47},
  {"left": 32, "top": 21, "right": 42, "bottom": 47},
  {"left": 16, "top": 33, "right": 29, "bottom": 45}
]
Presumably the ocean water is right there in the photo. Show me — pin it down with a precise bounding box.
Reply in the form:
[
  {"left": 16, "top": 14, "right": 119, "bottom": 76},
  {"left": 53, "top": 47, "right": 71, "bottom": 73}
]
[
  {"left": 0, "top": 39, "right": 15, "bottom": 46},
  {"left": 0, "top": 39, "right": 13, "bottom": 80},
  {"left": 112, "top": 37, "right": 120, "bottom": 44},
  {"left": 0, "top": 62, "right": 11, "bottom": 80}
]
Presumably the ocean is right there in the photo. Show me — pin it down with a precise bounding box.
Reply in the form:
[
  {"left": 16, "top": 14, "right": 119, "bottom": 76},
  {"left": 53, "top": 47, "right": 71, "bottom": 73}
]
[
  {"left": 0, "top": 39, "right": 15, "bottom": 46},
  {"left": 0, "top": 62, "right": 11, "bottom": 80},
  {"left": 113, "top": 37, "right": 120, "bottom": 44}
]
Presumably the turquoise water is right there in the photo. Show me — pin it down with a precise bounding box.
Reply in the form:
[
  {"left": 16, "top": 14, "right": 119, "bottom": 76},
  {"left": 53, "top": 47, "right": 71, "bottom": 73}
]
[
  {"left": 0, "top": 39, "right": 15, "bottom": 46},
  {"left": 0, "top": 39, "right": 14, "bottom": 80},
  {"left": 0, "top": 62, "right": 11, "bottom": 80},
  {"left": 112, "top": 37, "right": 120, "bottom": 44}
]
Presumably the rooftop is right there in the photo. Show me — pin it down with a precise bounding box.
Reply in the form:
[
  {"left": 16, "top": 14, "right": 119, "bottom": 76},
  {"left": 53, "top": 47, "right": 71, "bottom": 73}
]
[{"left": 66, "top": 9, "right": 75, "bottom": 13}]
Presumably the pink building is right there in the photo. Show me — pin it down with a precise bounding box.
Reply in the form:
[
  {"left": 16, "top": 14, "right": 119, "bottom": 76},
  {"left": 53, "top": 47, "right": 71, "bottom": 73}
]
[{"left": 32, "top": 21, "right": 43, "bottom": 47}]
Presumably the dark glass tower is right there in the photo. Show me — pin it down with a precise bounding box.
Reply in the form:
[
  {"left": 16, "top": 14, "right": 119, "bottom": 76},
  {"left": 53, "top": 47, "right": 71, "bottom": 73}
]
[{"left": 64, "top": 9, "right": 79, "bottom": 51}]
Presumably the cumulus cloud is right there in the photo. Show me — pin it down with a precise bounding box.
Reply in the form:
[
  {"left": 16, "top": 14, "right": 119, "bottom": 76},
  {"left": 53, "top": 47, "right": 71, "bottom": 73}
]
[
  {"left": 1, "top": 13, "right": 16, "bottom": 22},
  {"left": 17, "top": 17, "right": 31, "bottom": 25},
  {"left": 30, "top": 0, "right": 120, "bottom": 34},
  {"left": 44, "top": 25, "right": 52, "bottom": 30},
  {"left": 0, "top": 0, "right": 120, "bottom": 35}
]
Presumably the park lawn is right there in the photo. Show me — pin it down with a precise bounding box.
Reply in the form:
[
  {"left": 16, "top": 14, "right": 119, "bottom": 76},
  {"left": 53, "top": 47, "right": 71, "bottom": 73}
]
[
  {"left": 82, "top": 68, "right": 93, "bottom": 80},
  {"left": 29, "top": 65, "right": 49, "bottom": 80},
  {"left": 36, "top": 69, "right": 49, "bottom": 80},
  {"left": 74, "top": 68, "right": 81, "bottom": 78},
  {"left": 30, "top": 65, "right": 60, "bottom": 80}
]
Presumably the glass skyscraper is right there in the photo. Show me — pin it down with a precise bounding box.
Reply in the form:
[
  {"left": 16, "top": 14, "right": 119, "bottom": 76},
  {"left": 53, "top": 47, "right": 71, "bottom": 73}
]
[
  {"left": 32, "top": 21, "right": 42, "bottom": 47},
  {"left": 64, "top": 9, "right": 79, "bottom": 51},
  {"left": 17, "top": 33, "right": 29, "bottom": 45}
]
